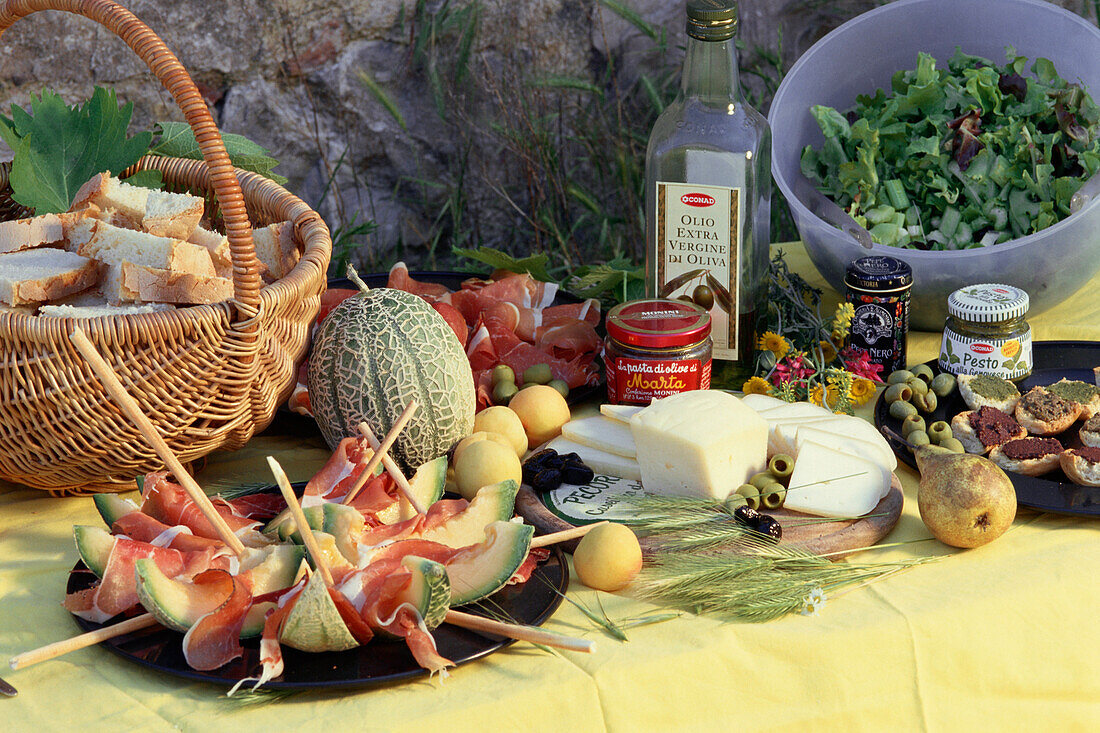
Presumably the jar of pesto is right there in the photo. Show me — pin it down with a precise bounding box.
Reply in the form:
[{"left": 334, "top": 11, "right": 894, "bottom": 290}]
[{"left": 939, "top": 284, "right": 1032, "bottom": 380}]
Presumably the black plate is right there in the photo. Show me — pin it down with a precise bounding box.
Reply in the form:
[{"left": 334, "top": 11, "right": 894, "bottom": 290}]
[
  {"left": 67, "top": 541, "right": 568, "bottom": 690},
  {"left": 874, "top": 340, "right": 1100, "bottom": 516}
]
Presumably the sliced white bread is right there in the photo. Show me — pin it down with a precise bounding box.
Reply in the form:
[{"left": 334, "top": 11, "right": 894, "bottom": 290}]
[
  {"left": 0, "top": 249, "right": 101, "bottom": 306},
  {"left": 187, "top": 226, "right": 233, "bottom": 278},
  {"left": 119, "top": 263, "right": 232, "bottom": 304},
  {"left": 252, "top": 221, "right": 299, "bottom": 280},
  {"left": 143, "top": 188, "right": 204, "bottom": 239},
  {"left": 39, "top": 301, "right": 175, "bottom": 318},
  {"left": 70, "top": 172, "right": 148, "bottom": 229},
  {"left": 0, "top": 212, "right": 80, "bottom": 253}
]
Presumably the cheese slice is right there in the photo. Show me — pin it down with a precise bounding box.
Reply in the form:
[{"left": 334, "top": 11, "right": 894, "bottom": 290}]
[
  {"left": 756, "top": 401, "right": 832, "bottom": 420},
  {"left": 561, "top": 415, "right": 636, "bottom": 458},
  {"left": 794, "top": 425, "right": 897, "bottom": 474},
  {"left": 599, "top": 404, "right": 644, "bottom": 424},
  {"left": 544, "top": 436, "right": 641, "bottom": 481},
  {"left": 784, "top": 439, "right": 889, "bottom": 517},
  {"left": 630, "top": 390, "right": 767, "bottom": 500},
  {"left": 739, "top": 393, "right": 787, "bottom": 412}
]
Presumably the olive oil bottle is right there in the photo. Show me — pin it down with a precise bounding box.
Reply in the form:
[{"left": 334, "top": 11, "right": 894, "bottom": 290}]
[{"left": 644, "top": 0, "right": 771, "bottom": 387}]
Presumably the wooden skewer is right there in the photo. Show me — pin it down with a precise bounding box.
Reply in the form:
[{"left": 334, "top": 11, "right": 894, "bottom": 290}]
[
  {"left": 69, "top": 328, "right": 246, "bottom": 557},
  {"left": 10, "top": 613, "right": 158, "bottom": 671},
  {"left": 530, "top": 521, "right": 609, "bottom": 549},
  {"left": 357, "top": 422, "right": 428, "bottom": 516},
  {"left": 444, "top": 610, "right": 595, "bottom": 653},
  {"left": 342, "top": 401, "right": 419, "bottom": 506},
  {"left": 267, "top": 456, "right": 335, "bottom": 588}
]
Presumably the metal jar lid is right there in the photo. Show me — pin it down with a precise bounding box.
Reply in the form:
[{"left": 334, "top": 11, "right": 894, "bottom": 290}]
[
  {"left": 606, "top": 299, "right": 711, "bottom": 349},
  {"left": 844, "top": 256, "right": 913, "bottom": 292},
  {"left": 686, "top": 0, "right": 737, "bottom": 42},
  {"left": 947, "top": 283, "right": 1030, "bottom": 323}
]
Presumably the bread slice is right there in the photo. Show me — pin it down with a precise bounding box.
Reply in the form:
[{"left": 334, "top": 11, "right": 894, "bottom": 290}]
[
  {"left": 188, "top": 226, "right": 233, "bottom": 278},
  {"left": 0, "top": 249, "right": 101, "bottom": 305},
  {"left": 988, "top": 437, "right": 1063, "bottom": 477},
  {"left": 1014, "top": 386, "right": 1080, "bottom": 436},
  {"left": 1059, "top": 447, "right": 1100, "bottom": 486},
  {"left": 252, "top": 221, "right": 299, "bottom": 280},
  {"left": 70, "top": 173, "right": 148, "bottom": 229},
  {"left": 120, "top": 263, "right": 232, "bottom": 304},
  {"left": 0, "top": 213, "right": 71, "bottom": 253},
  {"left": 956, "top": 374, "right": 1021, "bottom": 413},
  {"left": 1046, "top": 378, "right": 1100, "bottom": 420},
  {"left": 1079, "top": 414, "right": 1100, "bottom": 448},
  {"left": 950, "top": 407, "right": 1027, "bottom": 455},
  {"left": 39, "top": 301, "right": 175, "bottom": 318},
  {"left": 143, "top": 189, "right": 203, "bottom": 239}
]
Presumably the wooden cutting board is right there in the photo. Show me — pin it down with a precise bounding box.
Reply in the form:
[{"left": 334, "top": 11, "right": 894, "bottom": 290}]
[{"left": 516, "top": 474, "right": 904, "bottom": 560}]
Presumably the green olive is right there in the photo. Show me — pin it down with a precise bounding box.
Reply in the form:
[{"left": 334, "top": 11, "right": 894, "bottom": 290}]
[
  {"left": 910, "top": 364, "right": 935, "bottom": 384},
  {"left": 677, "top": 295, "right": 694, "bottom": 304},
  {"left": 939, "top": 437, "right": 965, "bottom": 453},
  {"left": 907, "top": 378, "right": 929, "bottom": 397},
  {"left": 692, "top": 284, "right": 714, "bottom": 310},
  {"left": 889, "top": 399, "right": 918, "bottom": 420},
  {"left": 913, "top": 390, "right": 938, "bottom": 413},
  {"left": 907, "top": 430, "right": 930, "bottom": 451},
  {"left": 927, "top": 421, "right": 952, "bottom": 445},
  {"left": 884, "top": 383, "right": 913, "bottom": 404},
  {"left": 491, "top": 364, "right": 515, "bottom": 386},
  {"left": 930, "top": 373, "right": 957, "bottom": 398},
  {"left": 735, "top": 483, "right": 761, "bottom": 510},
  {"left": 522, "top": 363, "right": 553, "bottom": 385},
  {"left": 750, "top": 472, "right": 775, "bottom": 491},
  {"left": 901, "top": 414, "right": 926, "bottom": 438},
  {"left": 492, "top": 380, "right": 518, "bottom": 405},
  {"left": 724, "top": 493, "right": 749, "bottom": 511},
  {"left": 760, "top": 482, "right": 786, "bottom": 509},
  {"left": 887, "top": 370, "right": 915, "bottom": 385},
  {"left": 768, "top": 454, "right": 794, "bottom": 481},
  {"left": 548, "top": 379, "right": 569, "bottom": 398}
]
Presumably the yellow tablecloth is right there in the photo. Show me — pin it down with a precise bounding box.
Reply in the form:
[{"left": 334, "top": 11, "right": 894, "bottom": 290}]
[{"left": 2, "top": 243, "right": 1098, "bottom": 731}]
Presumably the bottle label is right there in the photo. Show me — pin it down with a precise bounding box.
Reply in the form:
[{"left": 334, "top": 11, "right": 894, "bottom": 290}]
[
  {"left": 605, "top": 355, "right": 711, "bottom": 405},
  {"left": 542, "top": 474, "right": 645, "bottom": 525},
  {"left": 939, "top": 326, "right": 1033, "bottom": 380},
  {"left": 654, "top": 181, "right": 741, "bottom": 360}
]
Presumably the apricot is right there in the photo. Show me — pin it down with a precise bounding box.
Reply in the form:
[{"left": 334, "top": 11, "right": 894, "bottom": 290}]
[
  {"left": 572, "top": 523, "right": 643, "bottom": 592},
  {"left": 472, "top": 406, "right": 529, "bottom": 457},
  {"left": 453, "top": 430, "right": 515, "bottom": 464},
  {"left": 507, "top": 384, "right": 571, "bottom": 448},
  {"left": 453, "top": 439, "right": 522, "bottom": 500}
]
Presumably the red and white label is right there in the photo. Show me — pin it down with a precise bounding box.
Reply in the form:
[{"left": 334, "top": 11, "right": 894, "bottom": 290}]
[
  {"left": 606, "top": 356, "right": 711, "bottom": 405},
  {"left": 680, "top": 192, "right": 716, "bottom": 207},
  {"left": 970, "top": 343, "right": 994, "bottom": 354}
]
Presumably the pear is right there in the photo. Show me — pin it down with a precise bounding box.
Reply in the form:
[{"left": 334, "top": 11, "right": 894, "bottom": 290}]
[{"left": 914, "top": 445, "right": 1016, "bottom": 548}]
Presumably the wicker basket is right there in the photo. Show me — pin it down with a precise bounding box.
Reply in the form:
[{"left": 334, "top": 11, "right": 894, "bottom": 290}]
[{"left": 0, "top": 0, "right": 331, "bottom": 495}]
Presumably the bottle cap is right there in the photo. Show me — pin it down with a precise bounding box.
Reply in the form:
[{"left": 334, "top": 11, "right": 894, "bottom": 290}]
[
  {"left": 947, "top": 283, "right": 1030, "bottom": 323},
  {"left": 606, "top": 299, "right": 711, "bottom": 349},
  {"left": 686, "top": 0, "right": 738, "bottom": 42},
  {"left": 844, "top": 256, "right": 913, "bottom": 292}
]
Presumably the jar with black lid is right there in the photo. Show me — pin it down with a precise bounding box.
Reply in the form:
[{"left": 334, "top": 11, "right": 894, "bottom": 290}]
[{"left": 844, "top": 256, "right": 912, "bottom": 374}]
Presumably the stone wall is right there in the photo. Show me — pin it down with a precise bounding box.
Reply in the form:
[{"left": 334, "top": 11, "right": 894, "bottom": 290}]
[{"left": 0, "top": 0, "right": 1094, "bottom": 266}]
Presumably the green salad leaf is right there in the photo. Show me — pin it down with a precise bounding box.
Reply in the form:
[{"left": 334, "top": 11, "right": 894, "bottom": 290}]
[
  {"left": 452, "top": 245, "right": 555, "bottom": 282},
  {"left": 150, "top": 121, "right": 287, "bottom": 184},
  {"left": 0, "top": 87, "right": 151, "bottom": 213},
  {"left": 801, "top": 49, "right": 1100, "bottom": 249}
]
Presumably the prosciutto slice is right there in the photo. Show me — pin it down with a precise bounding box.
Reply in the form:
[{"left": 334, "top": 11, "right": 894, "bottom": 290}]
[
  {"left": 141, "top": 473, "right": 266, "bottom": 545},
  {"left": 181, "top": 569, "right": 252, "bottom": 671}
]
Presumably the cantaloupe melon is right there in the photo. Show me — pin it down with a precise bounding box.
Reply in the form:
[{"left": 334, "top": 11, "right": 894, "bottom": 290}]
[{"left": 308, "top": 270, "right": 475, "bottom": 472}]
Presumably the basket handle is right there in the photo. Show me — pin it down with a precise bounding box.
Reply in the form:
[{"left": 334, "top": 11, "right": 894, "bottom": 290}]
[{"left": 0, "top": 0, "right": 263, "bottom": 314}]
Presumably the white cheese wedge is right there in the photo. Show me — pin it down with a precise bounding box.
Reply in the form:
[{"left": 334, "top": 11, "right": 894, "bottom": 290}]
[
  {"left": 810, "top": 415, "right": 893, "bottom": 457},
  {"left": 561, "top": 415, "right": 637, "bottom": 458},
  {"left": 544, "top": 436, "right": 642, "bottom": 481},
  {"left": 739, "top": 393, "right": 787, "bottom": 412},
  {"left": 784, "top": 439, "right": 889, "bottom": 517},
  {"left": 599, "top": 403, "right": 644, "bottom": 424},
  {"left": 794, "top": 425, "right": 897, "bottom": 475},
  {"left": 629, "top": 390, "right": 767, "bottom": 500},
  {"left": 755, "top": 401, "right": 833, "bottom": 420}
]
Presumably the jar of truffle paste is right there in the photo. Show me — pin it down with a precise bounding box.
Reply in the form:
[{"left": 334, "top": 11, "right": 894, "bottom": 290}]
[{"left": 939, "top": 283, "right": 1032, "bottom": 381}]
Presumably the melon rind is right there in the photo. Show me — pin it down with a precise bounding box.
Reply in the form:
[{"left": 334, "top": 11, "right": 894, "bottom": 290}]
[
  {"left": 280, "top": 571, "right": 359, "bottom": 652},
  {"left": 308, "top": 288, "right": 475, "bottom": 472},
  {"left": 447, "top": 521, "right": 534, "bottom": 606}
]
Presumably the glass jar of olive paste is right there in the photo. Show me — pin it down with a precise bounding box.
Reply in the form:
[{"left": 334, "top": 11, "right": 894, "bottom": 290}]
[
  {"left": 939, "top": 283, "right": 1032, "bottom": 381},
  {"left": 605, "top": 299, "right": 712, "bottom": 405}
]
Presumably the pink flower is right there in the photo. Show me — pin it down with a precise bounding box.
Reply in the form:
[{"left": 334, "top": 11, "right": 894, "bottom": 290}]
[
  {"left": 841, "top": 347, "right": 884, "bottom": 382},
  {"left": 770, "top": 353, "right": 815, "bottom": 385}
]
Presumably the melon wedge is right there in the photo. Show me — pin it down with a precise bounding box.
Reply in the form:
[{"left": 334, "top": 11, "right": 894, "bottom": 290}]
[
  {"left": 280, "top": 571, "right": 359, "bottom": 652},
  {"left": 418, "top": 479, "right": 518, "bottom": 548},
  {"left": 92, "top": 493, "right": 139, "bottom": 528},
  {"left": 375, "top": 456, "right": 448, "bottom": 525},
  {"left": 447, "top": 520, "right": 534, "bottom": 606},
  {"left": 74, "top": 525, "right": 115, "bottom": 578}
]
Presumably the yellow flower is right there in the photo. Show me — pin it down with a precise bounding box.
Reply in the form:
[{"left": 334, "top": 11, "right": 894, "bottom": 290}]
[
  {"left": 818, "top": 339, "right": 838, "bottom": 363},
  {"left": 831, "top": 302, "right": 855, "bottom": 340},
  {"left": 742, "top": 376, "right": 772, "bottom": 395},
  {"left": 756, "top": 331, "right": 790, "bottom": 360},
  {"left": 848, "top": 377, "right": 876, "bottom": 406},
  {"left": 808, "top": 383, "right": 841, "bottom": 408}
]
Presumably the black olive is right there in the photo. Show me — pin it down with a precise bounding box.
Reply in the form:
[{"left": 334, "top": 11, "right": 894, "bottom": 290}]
[
  {"left": 530, "top": 468, "right": 563, "bottom": 493},
  {"left": 753, "top": 516, "right": 783, "bottom": 542},
  {"left": 559, "top": 452, "right": 581, "bottom": 465},
  {"left": 524, "top": 449, "right": 559, "bottom": 468},
  {"left": 561, "top": 463, "right": 594, "bottom": 485},
  {"left": 733, "top": 505, "right": 761, "bottom": 527}
]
